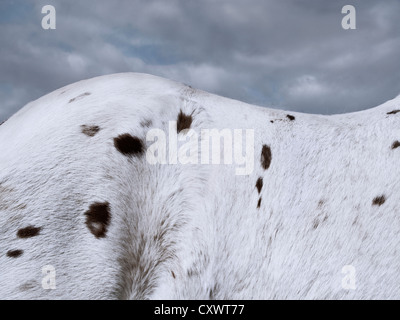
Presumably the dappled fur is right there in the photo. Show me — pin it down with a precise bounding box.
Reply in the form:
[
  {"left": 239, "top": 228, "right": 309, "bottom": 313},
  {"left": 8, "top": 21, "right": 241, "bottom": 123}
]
[{"left": 1, "top": 73, "right": 400, "bottom": 299}]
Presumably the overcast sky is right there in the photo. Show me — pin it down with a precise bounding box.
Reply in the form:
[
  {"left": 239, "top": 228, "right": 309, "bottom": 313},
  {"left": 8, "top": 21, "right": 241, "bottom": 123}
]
[{"left": 1, "top": 0, "right": 399, "bottom": 122}]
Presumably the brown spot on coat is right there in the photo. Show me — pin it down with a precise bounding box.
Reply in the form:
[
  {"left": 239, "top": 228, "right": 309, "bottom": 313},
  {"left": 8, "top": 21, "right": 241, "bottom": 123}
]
[
  {"left": 69, "top": 92, "right": 91, "bottom": 103},
  {"left": 171, "top": 271, "right": 176, "bottom": 279},
  {"left": 114, "top": 134, "right": 144, "bottom": 156},
  {"left": 81, "top": 125, "right": 100, "bottom": 137},
  {"left": 17, "top": 226, "right": 42, "bottom": 239},
  {"left": 257, "top": 198, "right": 262, "bottom": 209},
  {"left": 7, "top": 249, "right": 23, "bottom": 258},
  {"left": 19, "top": 280, "right": 37, "bottom": 292},
  {"left": 387, "top": 110, "right": 400, "bottom": 115},
  {"left": 140, "top": 119, "right": 153, "bottom": 127},
  {"left": 391, "top": 141, "right": 400, "bottom": 149},
  {"left": 209, "top": 283, "right": 219, "bottom": 300},
  {"left": 261, "top": 145, "right": 272, "bottom": 170},
  {"left": 177, "top": 110, "right": 193, "bottom": 133},
  {"left": 85, "top": 201, "right": 111, "bottom": 239},
  {"left": 256, "top": 177, "right": 263, "bottom": 194},
  {"left": 372, "top": 195, "right": 386, "bottom": 206},
  {"left": 286, "top": 114, "right": 295, "bottom": 121},
  {"left": 15, "top": 203, "right": 27, "bottom": 210}
]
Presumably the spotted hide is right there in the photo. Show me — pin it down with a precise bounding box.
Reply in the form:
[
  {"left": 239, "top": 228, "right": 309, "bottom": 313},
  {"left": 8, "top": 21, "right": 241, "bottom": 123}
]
[{"left": 1, "top": 73, "right": 400, "bottom": 299}]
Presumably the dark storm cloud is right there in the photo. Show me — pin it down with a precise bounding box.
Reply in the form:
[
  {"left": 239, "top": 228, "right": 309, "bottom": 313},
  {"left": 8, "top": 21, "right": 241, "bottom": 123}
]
[{"left": 0, "top": 0, "right": 399, "bottom": 121}]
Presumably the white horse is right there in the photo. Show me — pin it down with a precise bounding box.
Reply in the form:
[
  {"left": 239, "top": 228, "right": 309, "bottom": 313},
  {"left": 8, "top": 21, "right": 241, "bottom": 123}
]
[{"left": 1, "top": 73, "right": 400, "bottom": 299}]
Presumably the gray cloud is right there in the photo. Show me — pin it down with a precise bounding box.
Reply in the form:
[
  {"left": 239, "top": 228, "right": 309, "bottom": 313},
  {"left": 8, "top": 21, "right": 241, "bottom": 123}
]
[{"left": 1, "top": 0, "right": 399, "bottom": 122}]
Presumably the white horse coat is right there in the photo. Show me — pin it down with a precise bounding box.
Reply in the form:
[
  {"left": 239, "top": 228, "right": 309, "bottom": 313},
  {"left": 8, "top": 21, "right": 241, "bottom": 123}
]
[{"left": 1, "top": 73, "right": 400, "bottom": 299}]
